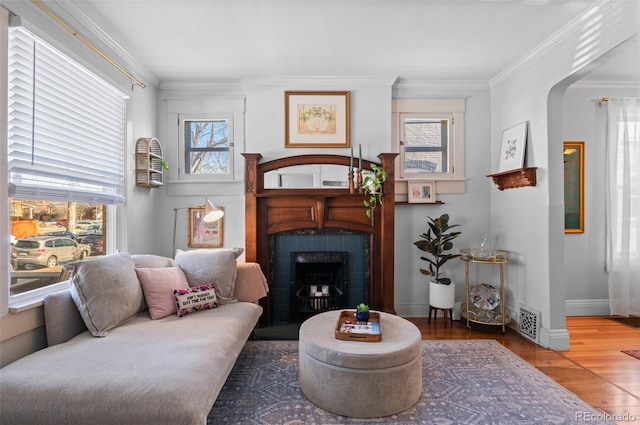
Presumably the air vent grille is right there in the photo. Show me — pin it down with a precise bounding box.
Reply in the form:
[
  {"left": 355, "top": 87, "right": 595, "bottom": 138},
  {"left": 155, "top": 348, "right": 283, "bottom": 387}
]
[{"left": 519, "top": 304, "right": 541, "bottom": 343}]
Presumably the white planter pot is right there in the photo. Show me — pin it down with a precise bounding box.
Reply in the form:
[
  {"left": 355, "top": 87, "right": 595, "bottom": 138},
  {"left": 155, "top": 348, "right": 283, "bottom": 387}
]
[{"left": 429, "top": 281, "right": 456, "bottom": 309}]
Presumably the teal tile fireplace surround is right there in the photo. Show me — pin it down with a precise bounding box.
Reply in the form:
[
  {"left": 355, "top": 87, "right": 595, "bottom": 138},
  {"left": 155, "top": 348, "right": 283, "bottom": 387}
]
[{"left": 271, "top": 231, "right": 368, "bottom": 324}]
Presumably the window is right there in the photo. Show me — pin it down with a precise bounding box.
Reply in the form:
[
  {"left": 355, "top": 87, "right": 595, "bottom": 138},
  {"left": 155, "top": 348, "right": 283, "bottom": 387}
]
[
  {"left": 6, "top": 26, "right": 125, "bottom": 301},
  {"left": 393, "top": 99, "right": 465, "bottom": 194},
  {"left": 178, "top": 114, "right": 234, "bottom": 180},
  {"left": 183, "top": 119, "right": 231, "bottom": 175},
  {"left": 402, "top": 115, "right": 451, "bottom": 174}
]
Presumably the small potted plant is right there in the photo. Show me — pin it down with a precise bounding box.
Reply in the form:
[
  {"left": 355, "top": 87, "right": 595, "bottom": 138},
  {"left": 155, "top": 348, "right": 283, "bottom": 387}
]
[
  {"left": 355, "top": 303, "right": 370, "bottom": 322},
  {"left": 413, "top": 214, "right": 461, "bottom": 309}
]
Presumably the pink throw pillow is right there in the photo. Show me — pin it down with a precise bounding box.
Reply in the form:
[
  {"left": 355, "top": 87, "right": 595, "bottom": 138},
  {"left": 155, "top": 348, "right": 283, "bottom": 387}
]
[{"left": 136, "top": 267, "right": 190, "bottom": 319}]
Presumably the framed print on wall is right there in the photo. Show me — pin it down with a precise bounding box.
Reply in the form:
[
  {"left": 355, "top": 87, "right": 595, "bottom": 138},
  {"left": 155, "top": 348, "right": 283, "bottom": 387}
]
[
  {"left": 564, "top": 141, "right": 584, "bottom": 234},
  {"left": 407, "top": 181, "right": 436, "bottom": 203},
  {"left": 188, "top": 206, "right": 224, "bottom": 247},
  {"left": 284, "top": 91, "right": 350, "bottom": 148},
  {"left": 498, "top": 121, "right": 528, "bottom": 172}
]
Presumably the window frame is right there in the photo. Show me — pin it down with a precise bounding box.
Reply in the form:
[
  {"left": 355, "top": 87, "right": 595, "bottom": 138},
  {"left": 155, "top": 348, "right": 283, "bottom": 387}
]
[
  {"left": 392, "top": 99, "right": 466, "bottom": 195},
  {"left": 179, "top": 115, "right": 234, "bottom": 181},
  {"left": 4, "top": 23, "right": 123, "bottom": 310}
]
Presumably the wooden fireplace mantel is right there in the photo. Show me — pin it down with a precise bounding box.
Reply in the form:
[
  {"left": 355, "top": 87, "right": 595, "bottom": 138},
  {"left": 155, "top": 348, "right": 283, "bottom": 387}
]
[{"left": 243, "top": 153, "right": 397, "bottom": 322}]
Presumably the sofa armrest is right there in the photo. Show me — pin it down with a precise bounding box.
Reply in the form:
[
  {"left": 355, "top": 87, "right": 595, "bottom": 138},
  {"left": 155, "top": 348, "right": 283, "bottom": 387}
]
[
  {"left": 233, "top": 262, "right": 269, "bottom": 303},
  {"left": 44, "top": 286, "right": 88, "bottom": 346}
]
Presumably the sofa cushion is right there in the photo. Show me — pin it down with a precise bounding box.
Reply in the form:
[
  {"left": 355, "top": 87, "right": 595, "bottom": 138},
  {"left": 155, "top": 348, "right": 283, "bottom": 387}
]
[
  {"left": 174, "top": 284, "right": 219, "bottom": 317},
  {"left": 66, "top": 252, "right": 144, "bottom": 337},
  {"left": 136, "top": 267, "right": 190, "bottom": 319},
  {"left": 174, "top": 249, "right": 238, "bottom": 304}
]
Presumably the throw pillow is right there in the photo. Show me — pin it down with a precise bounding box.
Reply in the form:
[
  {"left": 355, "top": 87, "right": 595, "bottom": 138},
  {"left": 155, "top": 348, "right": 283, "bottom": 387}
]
[
  {"left": 174, "top": 284, "right": 219, "bottom": 317},
  {"left": 66, "top": 252, "right": 143, "bottom": 337},
  {"left": 136, "top": 267, "right": 190, "bottom": 319},
  {"left": 174, "top": 249, "right": 238, "bottom": 304}
]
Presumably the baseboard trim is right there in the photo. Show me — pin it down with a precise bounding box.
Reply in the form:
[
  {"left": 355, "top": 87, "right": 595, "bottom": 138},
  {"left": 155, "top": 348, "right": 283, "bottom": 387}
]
[{"left": 565, "top": 299, "right": 610, "bottom": 316}]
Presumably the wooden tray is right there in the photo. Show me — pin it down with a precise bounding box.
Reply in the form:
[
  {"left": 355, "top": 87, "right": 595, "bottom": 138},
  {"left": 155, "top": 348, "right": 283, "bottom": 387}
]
[{"left": 334, "top": 310, "right": 382, "bottom": 342}]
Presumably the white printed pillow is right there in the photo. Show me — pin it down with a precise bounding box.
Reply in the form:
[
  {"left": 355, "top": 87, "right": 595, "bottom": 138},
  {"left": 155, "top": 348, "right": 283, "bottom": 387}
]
[
  {"left": 174, "top": 284, "right": 219, "bottom": 317},
  {"left": 174, "top": 249, "right": 238, "bottom": 304}
]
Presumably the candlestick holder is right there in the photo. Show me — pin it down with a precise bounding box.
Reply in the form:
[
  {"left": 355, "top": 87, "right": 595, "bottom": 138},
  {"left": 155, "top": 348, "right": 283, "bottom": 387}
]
[
  {"left": 348, "top": 170, "right": 355, "bottom": 193},
  {"left": 357, "top": 169, "right": 363, "bottom": 193}
]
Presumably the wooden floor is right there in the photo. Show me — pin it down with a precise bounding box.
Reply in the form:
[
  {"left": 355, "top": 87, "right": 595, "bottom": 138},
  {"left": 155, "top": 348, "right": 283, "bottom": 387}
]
[{"left": 408, "top": 315, "right": 640, "bottom": 419}]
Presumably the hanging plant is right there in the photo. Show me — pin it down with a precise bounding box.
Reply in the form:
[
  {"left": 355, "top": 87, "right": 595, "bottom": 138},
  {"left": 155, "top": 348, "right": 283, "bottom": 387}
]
[{"left": 362, "top": 164, "right": 388, "bottom": 218}]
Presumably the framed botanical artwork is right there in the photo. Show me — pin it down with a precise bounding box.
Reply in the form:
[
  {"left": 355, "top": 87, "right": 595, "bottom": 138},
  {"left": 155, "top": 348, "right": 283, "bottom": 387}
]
[
  {"left": 284, "top": 91, "right": 350, "bottom": 148},
  {"left": 407, "top": 181, "right": 436, "bottom": 204},
  {"left": 498, "top": 121, "right": 528, "bottom": 172},
  {"left": 188, "top": 206, "right": 224, "bottom": 247},
  {"left": 564, "top": 141, "right": 584, "bottom": 234}
]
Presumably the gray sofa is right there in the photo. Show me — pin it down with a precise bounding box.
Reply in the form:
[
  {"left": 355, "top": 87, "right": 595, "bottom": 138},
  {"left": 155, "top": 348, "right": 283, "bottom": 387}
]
[{"left": 0, "top": 252, "right": 268, "bottom": 425}]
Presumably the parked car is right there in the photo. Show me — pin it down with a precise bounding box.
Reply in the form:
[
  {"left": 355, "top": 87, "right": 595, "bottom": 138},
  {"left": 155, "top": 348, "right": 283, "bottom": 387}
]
[
  {"left": 43, "top": 231, "right": 79, "bottom": 241},
  {"left": 78, "top": 223, "right": 103, "bottom": 236},
  {"left": 75, "top": 220, "right": 99, "bottom": 231},
  {"left": 78, "top": 233, "right": 104, "bottom": 256},
  {"left": 11, "top": 236, "right": 90, "bottom": 269}
]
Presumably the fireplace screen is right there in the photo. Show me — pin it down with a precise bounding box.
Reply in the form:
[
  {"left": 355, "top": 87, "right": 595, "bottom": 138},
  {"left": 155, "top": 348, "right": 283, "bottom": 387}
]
[{"left": 291, "top": 252, "right": 348, "bottom": 319}]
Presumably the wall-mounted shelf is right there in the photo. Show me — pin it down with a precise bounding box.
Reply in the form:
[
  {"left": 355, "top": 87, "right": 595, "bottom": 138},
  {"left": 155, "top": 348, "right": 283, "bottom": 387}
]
[
  {"left": 136, "top": 137, "right": 164, "bottom": 188},
  {"left": 487, "top": 167, "right": 537, "bottom": 190}
]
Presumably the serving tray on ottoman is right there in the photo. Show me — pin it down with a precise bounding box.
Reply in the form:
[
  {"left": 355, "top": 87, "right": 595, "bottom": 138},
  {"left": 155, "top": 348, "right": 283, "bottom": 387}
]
[{"left": 335, "top": 310, "right": 382, "bottom": 342}]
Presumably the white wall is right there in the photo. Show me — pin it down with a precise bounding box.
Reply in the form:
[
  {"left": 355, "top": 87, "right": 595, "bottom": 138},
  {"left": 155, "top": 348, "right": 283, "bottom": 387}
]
[
  {"left": 393, "top": 82, "right": 495, "bottom": 317},
  {"left": 489, "top": 1, "right": 639, "bottom": 350},
  {"left": 563, "top": 85, "right": 640, "bottom": 316}
]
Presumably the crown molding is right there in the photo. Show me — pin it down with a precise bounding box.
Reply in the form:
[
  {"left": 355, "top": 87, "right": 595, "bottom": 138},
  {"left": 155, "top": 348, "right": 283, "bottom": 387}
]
[
  {"left": 393, "top": 79, "right": 489, "bottom": 91},
  {"left": 489, "top": 0, "right": 620, "bottom": 88},
  {"left": 53, "top": 1, "right": 160, "bottom": 88}
]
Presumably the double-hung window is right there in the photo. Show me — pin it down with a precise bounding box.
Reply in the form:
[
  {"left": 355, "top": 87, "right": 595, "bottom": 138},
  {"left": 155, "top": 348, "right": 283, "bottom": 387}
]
[{"left": 6, "top": 26, "right": 126, "bottom": 300}]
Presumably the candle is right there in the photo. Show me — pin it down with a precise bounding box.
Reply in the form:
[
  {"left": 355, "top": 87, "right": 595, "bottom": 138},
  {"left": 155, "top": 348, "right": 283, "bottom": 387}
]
[
  {"left": 350, "top": 146, "right": 353, "bottom": 171},
  {"left": 359, "top": 144, "right": 362, "bottom": 169}
]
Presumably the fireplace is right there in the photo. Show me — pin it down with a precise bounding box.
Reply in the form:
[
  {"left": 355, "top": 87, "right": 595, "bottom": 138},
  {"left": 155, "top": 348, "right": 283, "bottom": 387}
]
[
  {"left": 291, "top": 251, "right": 348, "bottom": 320},
  {"left": 243, "top": 153, "right": 397, "bottom": 324}
]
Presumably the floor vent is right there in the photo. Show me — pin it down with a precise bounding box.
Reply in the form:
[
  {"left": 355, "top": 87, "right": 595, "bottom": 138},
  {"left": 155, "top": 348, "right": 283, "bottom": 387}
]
[{"left": 519, "top": 304, "right": 541, "bottom": 343}]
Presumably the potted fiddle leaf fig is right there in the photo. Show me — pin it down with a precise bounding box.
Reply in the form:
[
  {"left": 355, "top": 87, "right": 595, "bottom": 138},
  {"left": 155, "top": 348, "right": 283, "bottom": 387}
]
[{"left": 413, "top": 214, "right": 461, "bottom": 309}]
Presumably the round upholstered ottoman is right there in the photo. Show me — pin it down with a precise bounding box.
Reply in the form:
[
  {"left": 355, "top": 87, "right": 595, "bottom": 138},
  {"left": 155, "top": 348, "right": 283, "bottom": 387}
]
[{"left": 299, "top": 310, "right": 422, "bottom": 418}]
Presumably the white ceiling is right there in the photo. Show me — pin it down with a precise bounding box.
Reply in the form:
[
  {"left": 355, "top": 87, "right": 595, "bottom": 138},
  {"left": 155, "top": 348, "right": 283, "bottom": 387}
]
[{"left": 33, "top": 0, "right": 640, "bottom": 85}]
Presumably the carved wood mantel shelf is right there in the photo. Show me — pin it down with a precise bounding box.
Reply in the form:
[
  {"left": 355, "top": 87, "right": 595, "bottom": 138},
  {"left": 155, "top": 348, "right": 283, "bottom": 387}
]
[
  {"left": 487, "top": 167, "right": 537, "bottom": 190},
  {"left": 243, "top": 153, "right": 398, "bottom": 323}
]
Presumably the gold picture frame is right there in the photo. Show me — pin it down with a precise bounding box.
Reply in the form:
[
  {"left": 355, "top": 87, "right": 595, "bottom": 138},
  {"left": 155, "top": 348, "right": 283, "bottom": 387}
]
[
  {"left": 564, "top": 141, "right": 584, "bottom": 234},
  {"left": 188, "top": 206, "right": 224, "bottom": 247},
  {"left": 284, "top": 91, "right": 350, "bottom": 148},
  {"left": 407, "top": 181, "right": 436, "bottom": 204}
]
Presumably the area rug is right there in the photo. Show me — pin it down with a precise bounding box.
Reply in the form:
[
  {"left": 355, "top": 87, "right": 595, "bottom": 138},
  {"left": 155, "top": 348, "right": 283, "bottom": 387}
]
[
  {"left": 610, "top": 316, "right": 640, "bottom": 329},
  {"left": 622, "top": 350, "right": 640, "bottom": 360},
  {"left": 207, "top": 340, "right": 612, "bottom": 424}
]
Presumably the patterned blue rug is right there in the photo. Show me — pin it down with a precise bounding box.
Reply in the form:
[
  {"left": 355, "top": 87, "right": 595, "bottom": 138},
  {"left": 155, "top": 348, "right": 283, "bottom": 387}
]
[{"left": 208, "top": 339, "right": 611, "bottom": 424}]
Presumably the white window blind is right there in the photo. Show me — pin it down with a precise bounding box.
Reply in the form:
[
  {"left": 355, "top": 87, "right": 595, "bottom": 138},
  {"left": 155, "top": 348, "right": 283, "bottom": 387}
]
[{"left": 7, "top": 26, "right": 127, "bottom": 204}]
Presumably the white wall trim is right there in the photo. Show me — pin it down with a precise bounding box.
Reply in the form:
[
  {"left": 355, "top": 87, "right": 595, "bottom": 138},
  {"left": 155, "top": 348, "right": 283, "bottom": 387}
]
[
  {"left": 539, "top": 327, "right": 571, "bottom": 351},
  {"left": 565, "top": 299, "right": 611, "bottom": 316}
]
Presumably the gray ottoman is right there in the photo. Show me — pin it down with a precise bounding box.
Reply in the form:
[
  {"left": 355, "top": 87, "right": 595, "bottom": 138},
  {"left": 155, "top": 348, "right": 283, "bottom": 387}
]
[{"left": 299, "top": 310, "right": 422, "bottom": 418}]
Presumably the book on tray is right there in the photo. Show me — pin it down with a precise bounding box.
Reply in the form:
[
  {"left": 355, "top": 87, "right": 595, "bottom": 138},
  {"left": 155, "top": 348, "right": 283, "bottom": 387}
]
[{"left": 339, "top": 321, "right": 381, "bottom": 335}]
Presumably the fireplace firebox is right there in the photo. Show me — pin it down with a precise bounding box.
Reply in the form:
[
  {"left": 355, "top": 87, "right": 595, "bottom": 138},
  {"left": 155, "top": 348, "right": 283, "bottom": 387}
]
[{"left": 291, "top": 252, "right": 348, "bottom": 320}]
